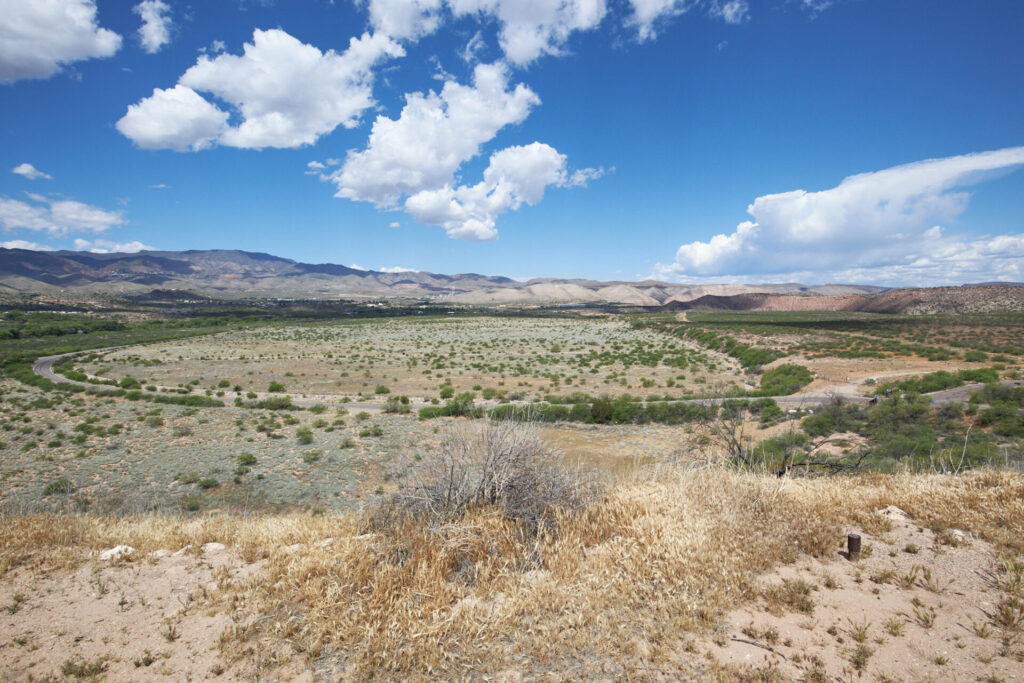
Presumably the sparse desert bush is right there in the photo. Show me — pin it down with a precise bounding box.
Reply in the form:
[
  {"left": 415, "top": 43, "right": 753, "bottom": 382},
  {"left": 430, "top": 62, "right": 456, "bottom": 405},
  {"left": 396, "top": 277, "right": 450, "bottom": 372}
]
[
  {"left": 43, "top": 477, "right": 75, "bottom": 496},
  {"left": 1, "top": 469, "right": 1023, "bottom": 677},
  {"left": 369, "top": 420, "right": 597, "bottom": 531},
  {"left": 251, "top": 396, "right": 295, "bottom": 410},
  {"left": 383, "top": 396, "right": 411, "bottom": 414}
]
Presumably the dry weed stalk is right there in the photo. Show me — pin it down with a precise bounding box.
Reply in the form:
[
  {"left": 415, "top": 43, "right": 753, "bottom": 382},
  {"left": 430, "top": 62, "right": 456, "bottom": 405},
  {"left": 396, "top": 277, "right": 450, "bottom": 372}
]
[
  {"left": 1, "top": 466, "right": 1023, "bottom": 677},
  {"left": 368, "top": 420, "right": 598, "bottom": 532}
]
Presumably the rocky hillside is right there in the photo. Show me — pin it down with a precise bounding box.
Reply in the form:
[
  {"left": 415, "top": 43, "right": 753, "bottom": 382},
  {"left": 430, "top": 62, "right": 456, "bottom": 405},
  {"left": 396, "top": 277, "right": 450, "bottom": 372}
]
[
  {"left": 1, "top": 247, "right": 1020, "bottom": 313},
  {"left": 679, "top": 285, "right": 1024, "bottom": 314}
]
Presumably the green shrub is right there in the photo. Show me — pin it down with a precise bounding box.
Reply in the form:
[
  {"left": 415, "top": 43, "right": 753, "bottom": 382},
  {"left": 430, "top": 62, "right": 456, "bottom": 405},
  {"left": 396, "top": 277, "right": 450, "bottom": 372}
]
[
  {"left": 296, "top": 427, "right": 314, "bottom": 444},
  {"left": 384, "top": 397, "right": 411, "bottom": 414},
  {"left": 958, "top": 367, "right": 1000, "bottom": 384},
  {"left": 758, "top": 364, "right": 814, "bottom": 396},
  {"left": 590, "top": 397, "right": 614, "bottom": 424},
  {"left": 267, "top": 382, "right": 285, "bottom": 393},
  {"left": 237, "top": 452, "right": 257, "bottom": 466},
  {"left": 43, "top": 477, "right": 74, "bottom": 495},
  {"left": 252, "top": 396, "right": 296, "bottom": 410},
  {"left": 803, "top": 400, "right": 865, "bottom": 437}
]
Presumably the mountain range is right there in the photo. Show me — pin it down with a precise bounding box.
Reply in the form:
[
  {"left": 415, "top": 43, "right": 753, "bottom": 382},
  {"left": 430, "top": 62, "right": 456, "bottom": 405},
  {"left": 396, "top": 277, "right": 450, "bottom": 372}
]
[{"left": 1, "top": 247, "right": 1021, "bottom": 314}]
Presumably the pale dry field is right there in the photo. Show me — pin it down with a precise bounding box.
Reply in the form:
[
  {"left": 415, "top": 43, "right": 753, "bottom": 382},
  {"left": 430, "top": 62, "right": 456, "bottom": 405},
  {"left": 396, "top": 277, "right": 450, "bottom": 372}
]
[{"left": 75, "top": 316, "right": 743, "bottom": 401}]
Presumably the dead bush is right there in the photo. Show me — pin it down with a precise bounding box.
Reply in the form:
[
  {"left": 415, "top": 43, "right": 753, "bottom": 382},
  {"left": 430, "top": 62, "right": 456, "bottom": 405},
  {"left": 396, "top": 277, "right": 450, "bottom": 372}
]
[{"left": 368, "top": 420, "right": 599, "bottom": 533}]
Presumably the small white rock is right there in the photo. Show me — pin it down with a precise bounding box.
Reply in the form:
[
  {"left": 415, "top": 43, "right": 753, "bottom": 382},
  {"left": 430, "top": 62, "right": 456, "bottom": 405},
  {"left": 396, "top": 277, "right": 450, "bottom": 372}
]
[
  {"left": 99, "top": 545, "right": 134, "bottom": 561},
  {"left": 878, "top": 505, "right": 910, "bottom": 521},
  {"left": 201, "top": 542, "right": 226, "bottom": 554}
]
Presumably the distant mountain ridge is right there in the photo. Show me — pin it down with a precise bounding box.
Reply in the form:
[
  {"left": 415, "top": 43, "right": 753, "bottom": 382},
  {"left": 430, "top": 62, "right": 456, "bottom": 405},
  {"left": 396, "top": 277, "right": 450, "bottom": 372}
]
[{"left": 0, "top": 247, "right": 1021, "bottom": 314}]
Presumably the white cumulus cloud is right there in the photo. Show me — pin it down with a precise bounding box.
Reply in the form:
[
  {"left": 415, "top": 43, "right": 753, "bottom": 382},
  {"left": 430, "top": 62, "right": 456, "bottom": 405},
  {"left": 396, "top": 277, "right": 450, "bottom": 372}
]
[
  {"left": 653, "top": 146, "right": 1024, "bottom": 285},
  {"left": 0, "top": 0, "right": 121, "bottom": 84},
  {"left": 117, "top": 84, "right": 229, "bottom": 151},
  {"left": 12, "top": 163, "right": 52, "bottom": 180},
  {"left": 117, "top": 29, "right": 404, "bottom": 150},
  {"left": 364, "top": 0, "right": 443, "bottom": 40},
  {"left": 363, "top": 0, "right": 605, "bottom": 65},
  {"left": 0, "top": 194, "right": 126, "bottom": 237},
  {"left": 405, "top": 141, "right": 598, "bottom": 240},
  {"left": 328, "top": 62, "right": 539, "bottom": 207},
  {"left": 134, "top": 0, "right": 172, "bottom": 54},
  {"left": 73, "top": 238, "right": 155, "bottom": 253},
  {"left": 448, "top": 0, "right": 606, "bottom": 66}
]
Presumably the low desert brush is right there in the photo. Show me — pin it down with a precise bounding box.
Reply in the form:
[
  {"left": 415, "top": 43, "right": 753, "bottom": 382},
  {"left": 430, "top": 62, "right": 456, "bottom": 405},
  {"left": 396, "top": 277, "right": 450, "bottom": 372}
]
[{"left": 1, "top": 459, "right": 1023, "bottom": 677}]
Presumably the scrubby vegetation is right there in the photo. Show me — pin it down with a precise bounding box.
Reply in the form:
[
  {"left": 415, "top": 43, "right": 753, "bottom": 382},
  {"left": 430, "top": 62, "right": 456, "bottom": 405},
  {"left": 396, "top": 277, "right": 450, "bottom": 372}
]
[
  {"left": 2, "top": 304, "right": 1024, "bottom": 679},
  {"left": 3, "top": 462, "right": 1022, "bottom": 679}
]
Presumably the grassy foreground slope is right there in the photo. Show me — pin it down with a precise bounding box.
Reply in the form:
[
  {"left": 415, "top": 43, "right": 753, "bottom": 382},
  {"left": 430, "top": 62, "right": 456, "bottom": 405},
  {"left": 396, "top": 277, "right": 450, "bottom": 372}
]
[{"left": 3, "top": 460, "right": 1022, "bottom": 680}]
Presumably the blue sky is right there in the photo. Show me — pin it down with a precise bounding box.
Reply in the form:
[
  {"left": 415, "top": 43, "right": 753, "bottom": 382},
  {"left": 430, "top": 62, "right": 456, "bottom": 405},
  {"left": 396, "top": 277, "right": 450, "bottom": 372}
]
[{"left": 1, "top": 0, "right": 1022, "bottom": 285}]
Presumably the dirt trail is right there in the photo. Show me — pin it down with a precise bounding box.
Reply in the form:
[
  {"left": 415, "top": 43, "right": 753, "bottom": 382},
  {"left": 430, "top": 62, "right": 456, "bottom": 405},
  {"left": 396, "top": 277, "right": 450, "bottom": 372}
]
[{"left": 33, "top": 347, "right": 1017, "bottom": 413}]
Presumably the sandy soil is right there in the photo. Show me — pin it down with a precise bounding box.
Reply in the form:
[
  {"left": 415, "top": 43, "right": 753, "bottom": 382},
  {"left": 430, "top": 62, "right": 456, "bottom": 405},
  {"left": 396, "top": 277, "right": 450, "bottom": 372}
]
[
  {"left": 2, "top": 505, "right": 1021, "bottom": 681},
  {"left": 708, "top": 506, "right": 1024, "bottom": 682},
  {"left": 0, "top": 543, "right": 309, "bottom": 681}
]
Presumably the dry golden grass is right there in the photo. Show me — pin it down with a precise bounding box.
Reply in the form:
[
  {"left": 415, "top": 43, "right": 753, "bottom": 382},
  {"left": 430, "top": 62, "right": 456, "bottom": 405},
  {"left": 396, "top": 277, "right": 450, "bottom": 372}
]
[{"left": 3, "top": 467, "right": 1023, "bottom": 678}]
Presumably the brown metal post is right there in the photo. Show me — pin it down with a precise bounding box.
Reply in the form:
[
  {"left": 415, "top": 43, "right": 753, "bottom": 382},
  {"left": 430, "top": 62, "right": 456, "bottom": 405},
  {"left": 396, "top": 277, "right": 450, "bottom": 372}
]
[{"left": 847, "top": 533, "right": 861, "bottom": 561}]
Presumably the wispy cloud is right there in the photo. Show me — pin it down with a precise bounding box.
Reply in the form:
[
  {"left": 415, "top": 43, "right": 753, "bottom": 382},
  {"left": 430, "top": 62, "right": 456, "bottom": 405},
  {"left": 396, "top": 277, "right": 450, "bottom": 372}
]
[
  {"left": 73, "top": 238, "right": 155, "bottom": 253},
  {"left": 0, "top": 194, "right": 126, "bottom": 236},
  {"left": 0, "top": 240, "right": 54, "bottom": 251},
  {"left": 11, "top": 163, "right": 52, "bottom": 180}
]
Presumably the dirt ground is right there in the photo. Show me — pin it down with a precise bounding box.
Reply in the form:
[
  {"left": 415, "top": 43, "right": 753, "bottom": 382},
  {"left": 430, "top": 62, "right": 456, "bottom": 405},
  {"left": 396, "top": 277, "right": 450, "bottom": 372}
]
[
  {"left": 711, "top": 506, "right": 1023, "bottom": 682},
  {"left": 2, "top": 505, "right": 1021, "bottom": 681},
  {"left": 0, "top": 543, "right": 282, "bottom": 681}
]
